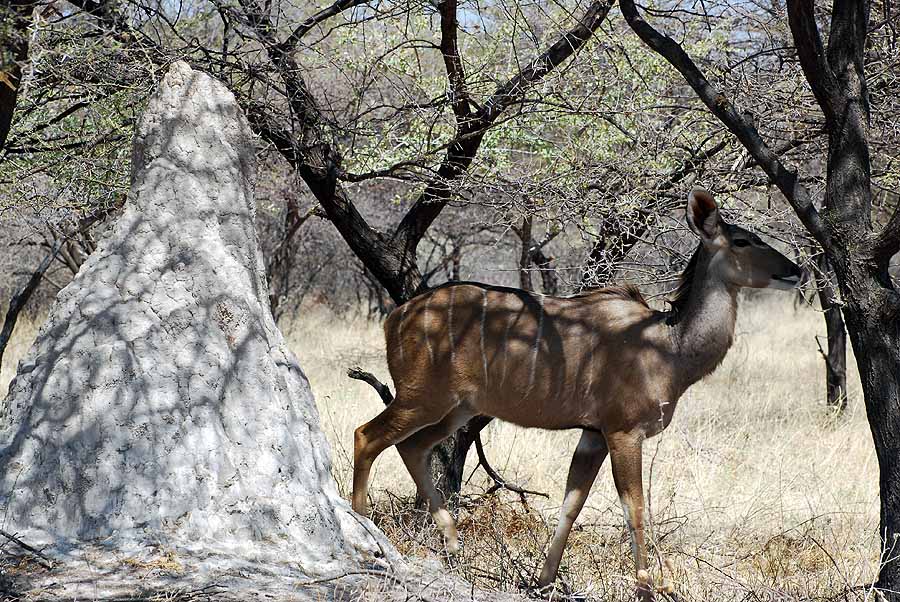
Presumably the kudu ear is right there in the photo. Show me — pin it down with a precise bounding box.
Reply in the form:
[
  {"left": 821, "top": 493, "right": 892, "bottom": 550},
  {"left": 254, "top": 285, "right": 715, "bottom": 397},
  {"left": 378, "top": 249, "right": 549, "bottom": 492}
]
[{"left": 686, "top": 188, "right": 722, "bottom": 242}]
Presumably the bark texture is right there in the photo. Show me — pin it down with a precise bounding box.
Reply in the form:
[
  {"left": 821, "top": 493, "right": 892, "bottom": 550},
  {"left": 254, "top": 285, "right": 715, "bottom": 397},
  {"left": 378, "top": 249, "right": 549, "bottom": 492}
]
[
  {"left": 0, "top": 62, "right": 387, "bottom": 569},
  {"left": 0, "top": 0, "right": 33, "bottom": 152}
]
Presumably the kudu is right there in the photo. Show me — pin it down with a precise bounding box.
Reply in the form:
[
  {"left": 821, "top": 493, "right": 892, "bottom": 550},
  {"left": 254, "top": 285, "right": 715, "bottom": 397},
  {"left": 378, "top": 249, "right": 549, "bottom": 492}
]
[{"left": 352, "top": 189, "right": 801, "bottom": 598}]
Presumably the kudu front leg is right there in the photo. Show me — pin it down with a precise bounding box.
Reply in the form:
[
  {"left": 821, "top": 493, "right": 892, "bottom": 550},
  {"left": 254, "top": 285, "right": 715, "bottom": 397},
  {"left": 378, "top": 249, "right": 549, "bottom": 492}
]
[
  {"left": 538, "top": 429, "right": 608, "bottom": 588},
  {"left": 608, "top": 431, "right": 653, "bottom": 601}
]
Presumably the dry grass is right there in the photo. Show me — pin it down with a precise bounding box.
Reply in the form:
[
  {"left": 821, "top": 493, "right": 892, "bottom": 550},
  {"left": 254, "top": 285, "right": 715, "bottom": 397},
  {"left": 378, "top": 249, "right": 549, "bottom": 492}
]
[
  {"left": 1, "top": 295, "right": 881, "bottom": 600},
  {"left": 286, "top": 293, "right": 880, "bottom": 601}
]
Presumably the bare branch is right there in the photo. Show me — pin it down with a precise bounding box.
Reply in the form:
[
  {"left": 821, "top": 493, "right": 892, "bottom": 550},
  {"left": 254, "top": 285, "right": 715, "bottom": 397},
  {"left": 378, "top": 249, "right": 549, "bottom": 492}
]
[
  {"left": 581, "top": 138, "right": 727, "bottom": 285},
  {"left": 620, "top": 0, "right": 833, "bottom": 251},
  {"left": 473, "top": 435, "right": 549, "bottom": 502},
  {"left": 786, "top": 0, "right": 840, "bottom": 121},
  {"left": 875, "top": 202, "right": 900, "bottom": 262},
  {"left": 65, "top": 0, "right": 167, "bottom": 59},
  {"left": 0, "top": 240, "right": 62, "bottom": 378},
  {"left": 0, "top": 529, "right": 54, "bottom": 569},
  {"left": 347, "top": 366, "right": 544, "bottom": 500},
  {"left": 394, "top": 0, "right": 615, "bottom": 257},
  {"left": 482, "top": 0, "right": 615, "bottom": 122},
  {"left": 438, "top": 0, "right": 471, "bottom": 120},
  {"left": 277, "top": 0, "right": 370, "bottom": 52},
  {"left": 347, "top": 366, "right": 394, "bottom": 405}
]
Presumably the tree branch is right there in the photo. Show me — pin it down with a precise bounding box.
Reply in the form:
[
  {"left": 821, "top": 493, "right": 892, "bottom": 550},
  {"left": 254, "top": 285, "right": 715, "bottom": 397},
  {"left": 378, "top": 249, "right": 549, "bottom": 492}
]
[
  {"left": 234, "top": 4, "right": 423, "bottom": 303},
  {"left": 65, "top": 0, "right": 167, "bottom": 59},
  {"left": 0, "top": 240, "right": 62, "bottom": 376},
  {"left": 394, "top": 0, "right": 615, "bottom": 258},
  {"left": 277, "top": 0, "right": 370, "bottom": 52},
  {"left": 620, "top": 0, "right": 833, "bottom": 251},
  {"left": 0, "top": 1, "right": 35, "bottom": 154},
  {"left": 438, "top": 0, "right": 471, "bottom": 120},
  {"left": 827, "top": 0, "right": 869, "bottom": 81},
  {"left": 0, "top": 529, "right": 54, "bottom": 569},
  {"left": 581, "top": 138, "right": 727, "bottom": 285},
  {"left": 786, "top": 0, "right": 840, "bottom": 122},
  {"left": 473, "top": 434, "right": 548, "bottom": 502},
  {"left": 482, "top": 0, "right": 615, "bottom": 122},
  {"left": 347, "top": 366, "right": 394, "bottom": 405},
  {"left": 874, "top": 203, "right": 900, "bottom": 263}
]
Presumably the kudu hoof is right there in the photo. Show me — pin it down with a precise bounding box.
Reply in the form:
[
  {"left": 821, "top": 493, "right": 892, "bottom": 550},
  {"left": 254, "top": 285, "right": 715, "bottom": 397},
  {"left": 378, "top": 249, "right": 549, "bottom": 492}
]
[{"left": 635, "top": 570, "right": 655, "bottom": 601}]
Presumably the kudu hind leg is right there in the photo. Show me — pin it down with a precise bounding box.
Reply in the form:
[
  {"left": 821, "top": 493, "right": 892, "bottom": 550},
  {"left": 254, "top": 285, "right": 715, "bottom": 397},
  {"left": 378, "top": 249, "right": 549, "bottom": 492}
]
[
  {"left": 352, "top": 402, "right": 440, "bottom": 515},
  {"left": 396, "top": 407, "right": 475, "bottom": 553},
  {"left": 608, "top": 431, "right": 653, "bottom": 601},
  {"left": 538, "top": 429, "right": 608, "bottom": 587}
]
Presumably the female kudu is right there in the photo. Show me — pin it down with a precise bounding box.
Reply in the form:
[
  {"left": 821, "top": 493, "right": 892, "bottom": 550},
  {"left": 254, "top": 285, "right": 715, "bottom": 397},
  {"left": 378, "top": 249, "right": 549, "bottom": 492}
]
[{"left": 352, "top": 189, "right": 801, "bottom": 598}]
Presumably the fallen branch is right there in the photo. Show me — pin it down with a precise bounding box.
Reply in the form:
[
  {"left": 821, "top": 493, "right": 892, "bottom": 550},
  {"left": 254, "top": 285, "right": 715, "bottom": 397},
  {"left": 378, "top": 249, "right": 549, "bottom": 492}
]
[
  {"left": 346, "top": 366, "right": 547, "bottom": 500},
  {"left": 0, "top": 529, "right": 53, "bottom": 569},
  {"left": 473, "top": 435, "right": 549, "bottom": 503}
]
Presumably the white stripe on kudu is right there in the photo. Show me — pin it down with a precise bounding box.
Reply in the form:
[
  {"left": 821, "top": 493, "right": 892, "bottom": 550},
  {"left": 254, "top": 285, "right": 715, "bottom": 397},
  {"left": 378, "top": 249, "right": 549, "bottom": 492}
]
[
  {"left": 448, "top": 285, "right": 456, "bottom": 362},
  {"left": 423, "top": 294, "right": 435, "bottom": 364},
  {"left": 480, "top": 288, "right": 489, "bottom": 384},
  {"left": 528, "top": 294, "right": 545, "bottom": 391}
]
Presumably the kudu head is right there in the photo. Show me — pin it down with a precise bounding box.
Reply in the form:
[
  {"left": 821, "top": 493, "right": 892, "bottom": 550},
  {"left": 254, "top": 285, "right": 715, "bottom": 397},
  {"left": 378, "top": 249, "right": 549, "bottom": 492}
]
[{"left": 686, "top": 188, "right": 802, "bottom": 290}]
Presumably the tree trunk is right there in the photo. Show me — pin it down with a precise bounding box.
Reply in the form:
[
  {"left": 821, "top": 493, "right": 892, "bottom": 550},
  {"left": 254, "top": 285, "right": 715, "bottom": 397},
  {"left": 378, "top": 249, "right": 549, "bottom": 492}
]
[
  {"left": 450, "top": 244, "right": 461, "bottom": 281},
  {"left": 0, "top": 241, "right": 61, "bottom": 376},
  {"left": 813, "top": 255, "right": 847, "bottom": 411},
  {"left": 840, "top": 306, "right": 900, "bottom": 598},
  {"left": 428, "top": 416, "right": 491, "bottom": 507},
  {"left": 535, "top": 250, "right": 558, "bottom": 295}
]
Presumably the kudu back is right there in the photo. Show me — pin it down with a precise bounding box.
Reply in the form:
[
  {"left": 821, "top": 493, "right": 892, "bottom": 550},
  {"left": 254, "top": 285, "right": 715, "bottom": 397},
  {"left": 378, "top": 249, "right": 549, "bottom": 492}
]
[{"left": 351, "top": 189, "right": 801, "bottom": 598}]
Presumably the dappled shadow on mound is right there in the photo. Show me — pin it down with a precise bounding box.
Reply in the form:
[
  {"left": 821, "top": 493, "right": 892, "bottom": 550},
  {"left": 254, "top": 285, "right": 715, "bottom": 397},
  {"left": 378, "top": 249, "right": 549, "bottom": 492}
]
[{"left": 2, "top": 541, "right": 521, "bottom": 602}]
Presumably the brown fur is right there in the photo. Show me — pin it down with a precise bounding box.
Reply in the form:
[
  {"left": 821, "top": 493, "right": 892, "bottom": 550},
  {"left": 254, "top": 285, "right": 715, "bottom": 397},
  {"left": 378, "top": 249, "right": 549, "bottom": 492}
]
[{"left": 668, "top": 244, "right": 702, "bottom": 320}]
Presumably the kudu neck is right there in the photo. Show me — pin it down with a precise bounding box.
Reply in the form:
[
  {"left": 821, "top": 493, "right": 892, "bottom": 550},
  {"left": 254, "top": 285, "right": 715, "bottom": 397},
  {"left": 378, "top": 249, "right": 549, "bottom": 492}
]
[{"left": 668, "top": 245, "right": 739, "bottom": 386}]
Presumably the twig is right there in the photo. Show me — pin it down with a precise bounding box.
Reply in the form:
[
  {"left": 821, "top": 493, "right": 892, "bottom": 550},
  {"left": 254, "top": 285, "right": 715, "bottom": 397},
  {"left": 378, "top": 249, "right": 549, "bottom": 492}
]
[
  {"left": 298, "top": 568, "right": 406, "bottom": 587},
  {"left": 473, "top": 434, "right": 549, "bottom": 502},
  {"left": 0, "top": 529, "right": 53, "bottom": 569},
  {"left": 347, "top": 367, "right": 394, "bottom": 405},
  {"left": 814, "top": 335, "right": 841, "bottom": 374}
]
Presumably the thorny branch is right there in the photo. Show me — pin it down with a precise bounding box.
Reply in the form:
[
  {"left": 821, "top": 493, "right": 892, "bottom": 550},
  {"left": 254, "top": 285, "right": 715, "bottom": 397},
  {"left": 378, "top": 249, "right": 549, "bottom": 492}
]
[{"left": 619, "top": 0, "right": 833, "bottom": 251}]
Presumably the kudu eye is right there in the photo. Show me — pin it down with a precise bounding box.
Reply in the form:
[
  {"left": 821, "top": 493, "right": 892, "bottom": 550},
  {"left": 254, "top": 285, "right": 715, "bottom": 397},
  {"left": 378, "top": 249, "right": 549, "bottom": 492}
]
[{"left": 733, "top": 239, "right": 750, "bottom": 248}]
